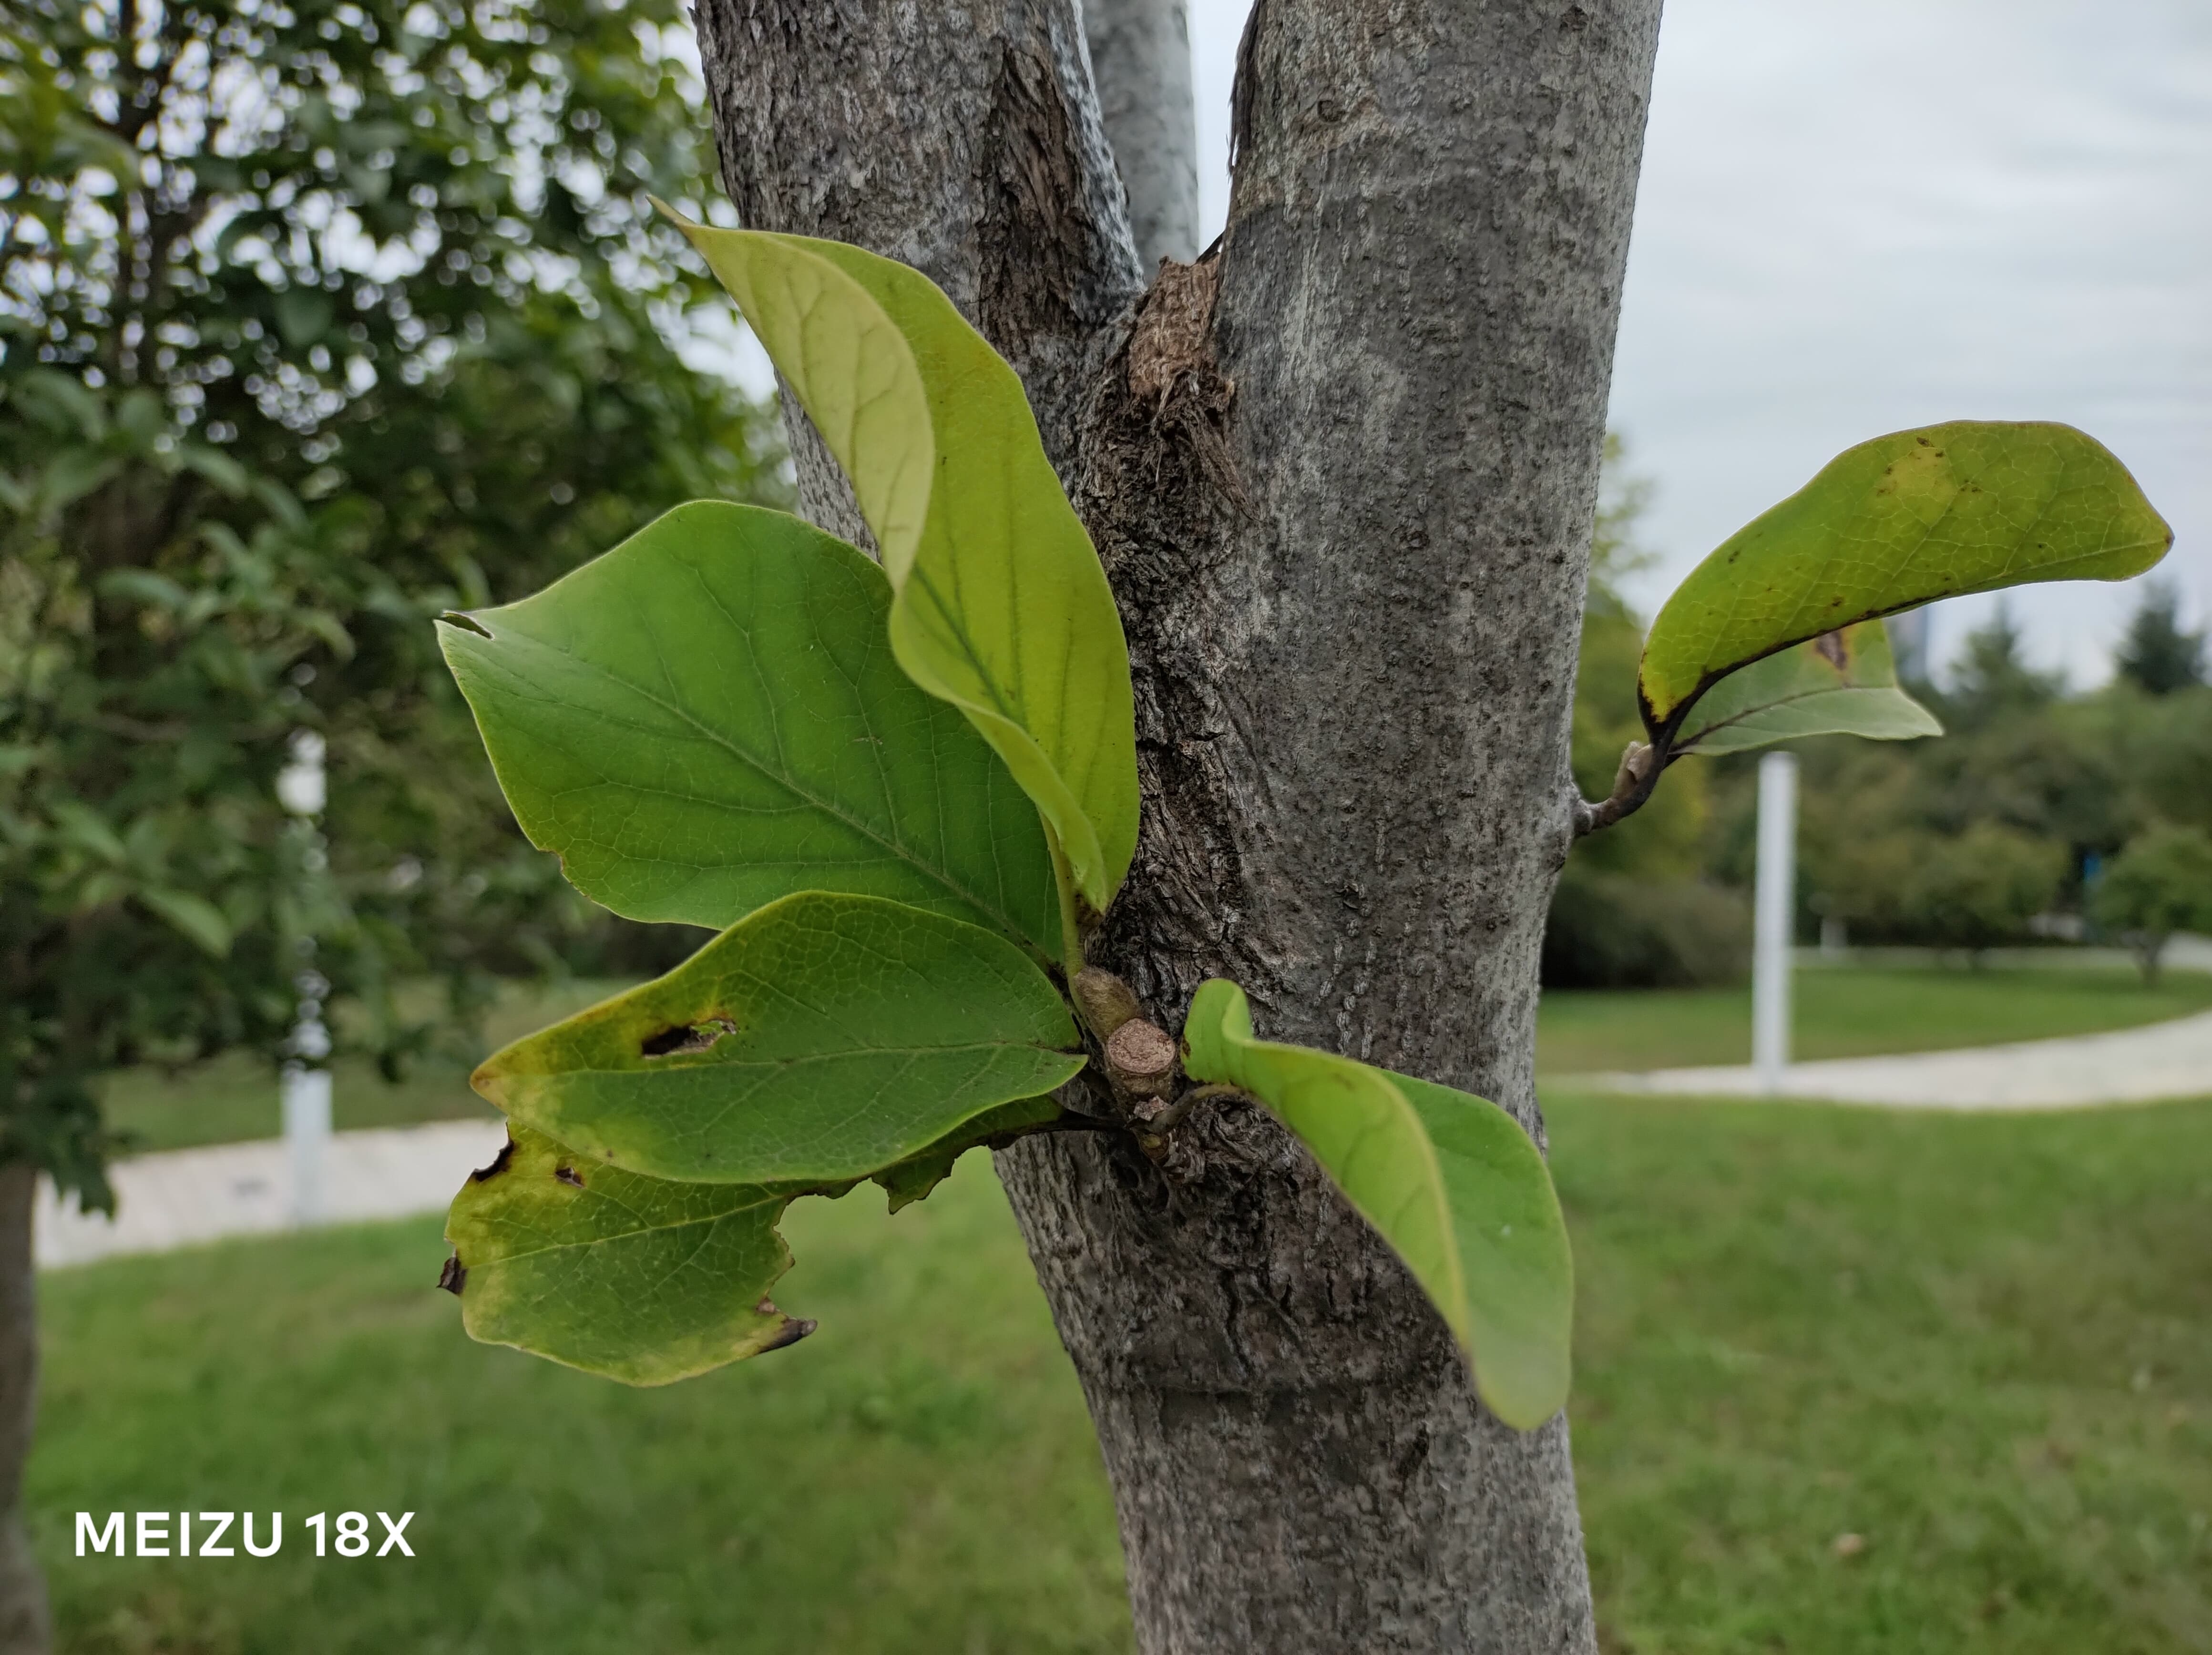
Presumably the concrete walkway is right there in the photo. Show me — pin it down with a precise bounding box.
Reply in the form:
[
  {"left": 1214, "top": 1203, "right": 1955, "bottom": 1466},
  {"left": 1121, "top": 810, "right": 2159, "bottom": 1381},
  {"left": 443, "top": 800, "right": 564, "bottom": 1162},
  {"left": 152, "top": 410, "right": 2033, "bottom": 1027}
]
[
  {"left": 1597, "top": 1007, "right": 2212, "bottom": 1110},
  {"left": 36, "top": 1117, "right": 507, "bottom": 1269}
]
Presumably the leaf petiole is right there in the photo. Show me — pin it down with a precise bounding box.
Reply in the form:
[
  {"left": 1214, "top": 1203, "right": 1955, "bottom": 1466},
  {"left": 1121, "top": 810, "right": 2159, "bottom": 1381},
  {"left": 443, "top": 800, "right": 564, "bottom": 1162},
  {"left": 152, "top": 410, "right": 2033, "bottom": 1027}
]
[{"left": 1043, "top": 820, "right": 1086, "bottom": 984}]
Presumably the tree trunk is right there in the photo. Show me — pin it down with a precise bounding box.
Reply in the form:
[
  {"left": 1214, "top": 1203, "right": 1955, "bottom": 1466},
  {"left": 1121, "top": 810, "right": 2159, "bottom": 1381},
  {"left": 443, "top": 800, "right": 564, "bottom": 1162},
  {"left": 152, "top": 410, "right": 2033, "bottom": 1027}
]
[
  {"left": 0, "top": 1166, "right": 49, "bottom": 1655},
  {"left": 692, "top": 0, "right": 1660, "bottom": 1647},
  {"left": 1083, "top": 0, "right": 1200, "bottom": 270}
]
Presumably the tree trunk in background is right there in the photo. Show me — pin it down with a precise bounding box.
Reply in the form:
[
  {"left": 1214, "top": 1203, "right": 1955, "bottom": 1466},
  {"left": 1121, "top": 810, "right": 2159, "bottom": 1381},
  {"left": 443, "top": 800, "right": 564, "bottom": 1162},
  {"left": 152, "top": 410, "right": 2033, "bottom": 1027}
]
[
  {"left": 0, "top": 1167, "right": 48, "bottom": 1655},
  {"left": 1083, "top": 0, "right": 1200, "bottom": 269},
  {"left": 693, "top": 0, "right": 1661, "bottom": 1647}
]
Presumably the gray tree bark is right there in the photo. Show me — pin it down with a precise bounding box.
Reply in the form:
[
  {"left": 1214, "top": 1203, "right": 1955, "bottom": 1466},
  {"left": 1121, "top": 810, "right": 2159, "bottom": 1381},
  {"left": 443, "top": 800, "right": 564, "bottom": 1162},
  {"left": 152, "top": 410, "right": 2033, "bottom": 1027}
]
[
  {"left": 692, "top": 0, "right": 1661, "bottom": 1648},
  {"left": 0, "top": 1167, "right": 49, "bottom": 1655},
  {"left": 1082, "top": 0, "right": 1201, "bottom": 269}
]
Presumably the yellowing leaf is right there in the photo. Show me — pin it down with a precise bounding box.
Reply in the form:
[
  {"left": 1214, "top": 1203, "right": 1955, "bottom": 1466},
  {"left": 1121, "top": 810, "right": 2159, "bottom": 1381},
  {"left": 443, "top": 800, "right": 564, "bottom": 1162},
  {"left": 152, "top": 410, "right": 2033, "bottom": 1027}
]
[
  {"left": 445, "top": 1123, "right": 807, "bottom": 1385},
  {"left": 1180, "top": 980, "right": 1573, "bottom": 1430},
  {"left": 667, "top": 214, "right": 1139, "bottom": 914},
  {"left": 1641, "top": 422, "right": 2171, "bottom": 733}
]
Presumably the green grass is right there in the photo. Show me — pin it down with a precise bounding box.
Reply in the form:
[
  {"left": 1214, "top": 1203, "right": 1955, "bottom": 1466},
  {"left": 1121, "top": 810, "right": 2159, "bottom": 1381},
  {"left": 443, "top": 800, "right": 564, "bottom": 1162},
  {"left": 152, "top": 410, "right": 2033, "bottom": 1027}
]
[
  {"left": 1537, "top": 962, "right": 2212, "bottom": 1076},
  {"left": 1551, "top": 1092, "right": 2212, "bottom": 1653},
  {"left": 35, "top": 1096, "right": 2212, "bottom": 1652},
  {"left": 35, "top": 1164, "right": 1130, "bottom": 1655}
]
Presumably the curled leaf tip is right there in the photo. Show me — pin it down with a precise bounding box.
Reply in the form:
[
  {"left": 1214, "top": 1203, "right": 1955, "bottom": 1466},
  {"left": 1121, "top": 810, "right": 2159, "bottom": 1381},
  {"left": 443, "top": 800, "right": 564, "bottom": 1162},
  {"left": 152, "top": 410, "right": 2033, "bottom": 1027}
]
[{"left": 761, "top": 1318, "right": 818, "bottom": 1353}]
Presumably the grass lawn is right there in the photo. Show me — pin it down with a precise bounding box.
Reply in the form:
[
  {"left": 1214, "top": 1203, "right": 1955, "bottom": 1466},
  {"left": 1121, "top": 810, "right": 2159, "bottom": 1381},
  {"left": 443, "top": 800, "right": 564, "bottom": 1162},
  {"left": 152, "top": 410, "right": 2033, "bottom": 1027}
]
[
  {"left": 36, "top": 1162, "right": 1129, "bottom": 1655},
  {"left": 36, "top": 1095, "right": 2212, "bottom": 1653},
  {"left": 1537, "top": 962, "right": 2212, "bottom": 1076}
]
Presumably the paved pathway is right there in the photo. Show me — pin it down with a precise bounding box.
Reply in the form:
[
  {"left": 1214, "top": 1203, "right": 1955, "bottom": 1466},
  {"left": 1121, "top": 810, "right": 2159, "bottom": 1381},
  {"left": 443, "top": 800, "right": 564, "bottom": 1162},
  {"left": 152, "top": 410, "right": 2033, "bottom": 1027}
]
[
  {"left": 36, "top": 1118, "right": 507, "bottom": 1269},
  {"left": 1595, "top": 1007, "right": 2212, "bottom": 1110}
]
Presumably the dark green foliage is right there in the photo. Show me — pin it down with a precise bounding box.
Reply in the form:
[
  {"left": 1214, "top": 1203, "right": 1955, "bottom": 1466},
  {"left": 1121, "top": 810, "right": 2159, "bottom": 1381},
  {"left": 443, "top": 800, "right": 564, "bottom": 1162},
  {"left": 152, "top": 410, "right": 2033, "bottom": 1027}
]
[
  {"left": 0, "top": 0, "right": 783, "bottom": 1196},
  {"left": 1700, "top": 660, "right": 2212, "bottom": 956},
  {"left": 1541, "top": 869, "right": 1749, "bottom": 992},
  {"left": 2115, "top": 580, "right": 2207, "bottom": 697}
]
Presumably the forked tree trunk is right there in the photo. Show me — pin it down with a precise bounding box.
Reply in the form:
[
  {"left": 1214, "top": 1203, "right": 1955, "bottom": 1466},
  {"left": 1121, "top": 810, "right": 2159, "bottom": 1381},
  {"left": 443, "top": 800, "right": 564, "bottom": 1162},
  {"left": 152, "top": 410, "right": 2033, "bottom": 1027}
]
[
  {"left": 692, "top": 1, "right": 1660, "bottom": 1647},
  {"left": 0, "top": 1166, "right": 48, "bottom": 1655}
]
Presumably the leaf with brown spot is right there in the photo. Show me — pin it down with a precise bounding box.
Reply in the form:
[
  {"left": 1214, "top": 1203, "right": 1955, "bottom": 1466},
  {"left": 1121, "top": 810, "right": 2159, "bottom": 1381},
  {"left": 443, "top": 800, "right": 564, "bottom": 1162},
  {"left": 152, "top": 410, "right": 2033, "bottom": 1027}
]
[
  {"left": 471, "top": 892, "right": 1085, "bottom": 1186},
  {"left": 1640, "top": 422, "right": 2170, "bottom": 736},
  {"left": 445, "top": 1124, "right": 809, "bottom": 1385},
  {"left": 1670, "top": 619, "right": 1942, "bottom": 757}
]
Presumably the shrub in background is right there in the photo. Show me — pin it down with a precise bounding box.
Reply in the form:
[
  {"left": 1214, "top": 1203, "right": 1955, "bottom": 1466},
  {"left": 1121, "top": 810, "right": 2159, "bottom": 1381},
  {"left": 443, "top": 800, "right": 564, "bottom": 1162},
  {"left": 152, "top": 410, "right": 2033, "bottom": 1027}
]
[{"left": 2094, "top": 824, "right": 2212, "bottom": 982}]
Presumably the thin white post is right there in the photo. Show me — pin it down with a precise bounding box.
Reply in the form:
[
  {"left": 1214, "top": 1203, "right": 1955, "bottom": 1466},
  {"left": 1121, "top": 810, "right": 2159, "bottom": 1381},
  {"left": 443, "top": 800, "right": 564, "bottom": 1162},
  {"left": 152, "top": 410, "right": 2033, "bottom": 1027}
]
[
  {"left": 1752, "top": 750, "right": 1798, "bottom": 1094},
  {"left": 277, "top": 732, "right": 331, "bottom": 1225}
]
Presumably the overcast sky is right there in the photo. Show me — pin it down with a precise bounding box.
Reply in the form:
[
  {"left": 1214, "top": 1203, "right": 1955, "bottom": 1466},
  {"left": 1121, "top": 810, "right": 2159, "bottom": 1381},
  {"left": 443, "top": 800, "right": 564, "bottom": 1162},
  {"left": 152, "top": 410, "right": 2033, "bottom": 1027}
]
[{"left": 1187, "top": 0, "right": 2212, "bottom": 686}]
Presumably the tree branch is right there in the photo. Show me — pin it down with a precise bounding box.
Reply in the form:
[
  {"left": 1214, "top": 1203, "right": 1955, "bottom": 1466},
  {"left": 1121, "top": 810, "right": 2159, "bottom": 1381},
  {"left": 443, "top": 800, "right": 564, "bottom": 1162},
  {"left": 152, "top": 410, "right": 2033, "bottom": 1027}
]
[{"left": 1082, "top": 0, "right": 1201, "bottom": 271}]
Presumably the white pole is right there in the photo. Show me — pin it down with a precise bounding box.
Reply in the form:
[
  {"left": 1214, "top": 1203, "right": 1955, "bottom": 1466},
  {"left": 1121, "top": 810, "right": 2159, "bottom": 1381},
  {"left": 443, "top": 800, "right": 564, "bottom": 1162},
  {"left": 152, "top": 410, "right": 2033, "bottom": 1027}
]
[
  {"left": 277, "top": 731, "right": 331, "bottom": 1225},
  {"left": 1752, "top": 750, "right": 1798, "bottom": 1094}
]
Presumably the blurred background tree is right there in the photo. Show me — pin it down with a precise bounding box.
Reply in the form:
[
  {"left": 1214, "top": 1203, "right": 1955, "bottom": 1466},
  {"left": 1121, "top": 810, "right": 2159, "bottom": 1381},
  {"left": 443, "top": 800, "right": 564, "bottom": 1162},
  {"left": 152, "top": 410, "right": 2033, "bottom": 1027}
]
[
  {"left": 1695, "top": 588, "right": 2212, "bottom": 963},
  {"left": 2094, "top": 824, "right": 2212, "bottom": 982},
  {"left": 1544, "top": 437, "right": 1748, "bottom": 989},
  {"left": 0, "top": 0, "right": 780, "bottom": 1639},
  {"left": 2114, "top": 580, "right": 2207, "bottom": 697}
]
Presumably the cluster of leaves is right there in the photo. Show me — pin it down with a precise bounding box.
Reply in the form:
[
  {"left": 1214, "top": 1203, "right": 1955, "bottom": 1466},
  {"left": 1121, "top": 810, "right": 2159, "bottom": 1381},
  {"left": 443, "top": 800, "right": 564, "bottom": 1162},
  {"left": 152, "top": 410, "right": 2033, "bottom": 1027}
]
[
  {"left": 0, "top": 0, "right": 785, "bottom": 1200},
  {"left": 437, "top": 223, "right": 1581, "bottom": 1431},
  {"left": 436, "top": 204, "right": 2172, "bottom": 1433}
]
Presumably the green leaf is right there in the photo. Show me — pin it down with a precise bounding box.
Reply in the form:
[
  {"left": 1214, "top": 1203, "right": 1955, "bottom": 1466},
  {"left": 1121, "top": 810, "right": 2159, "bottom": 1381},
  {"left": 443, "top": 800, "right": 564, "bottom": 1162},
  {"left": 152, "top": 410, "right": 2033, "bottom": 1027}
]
[
  {"left": 871, "top": 1092, "right": 1064, "bottom": 1213},
  {"left": 472, "top": 892, "right": 1086, "bottom": 1186},
  {"left": 445, "top": 1123, "right": 809, "bottom": 1385},
  {"left": 1672, "top": 619, "right": 1942, "bottom": 757},
  {"left": 1179, "top": 980, "right": 1573, "bottom": 1430},
  {"left": 1640, "top": 422, "right": 2172, "bottom": 732},
  {"left": 439, "top": 500, "right": 1061, "bottom": 961},
  {"left": 135, "top": 887, "right": 234, "bottom": 958},
  {"left": 666, "top": 213, "right": 1140, "bottom": 914}
]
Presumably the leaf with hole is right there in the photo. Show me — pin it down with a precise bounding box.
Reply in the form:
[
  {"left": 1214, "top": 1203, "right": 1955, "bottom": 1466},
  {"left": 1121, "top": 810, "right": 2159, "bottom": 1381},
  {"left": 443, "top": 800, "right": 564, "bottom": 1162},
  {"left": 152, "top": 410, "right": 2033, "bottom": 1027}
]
[
  {"left": 444, "top": 1123, "right": 810, "bottom": 1385},
  {"left": 439, "top": 501, "right": 1061, "bottom": 961},
  {"left": 471, "top": 892, "right": 1086, "bottom": 1186},
  {"left": 1179, "top": 980, "right": 1573, "bottom": 1430},
  {"left": 1671, "top": 620, "right": 1941, "bottom": 757},
  {"left": 666, "top": 214, "right": 1140, "bottom": 915},
  {"left": 1640, "top": 422, "right": 2171, "bottom": 735}
]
